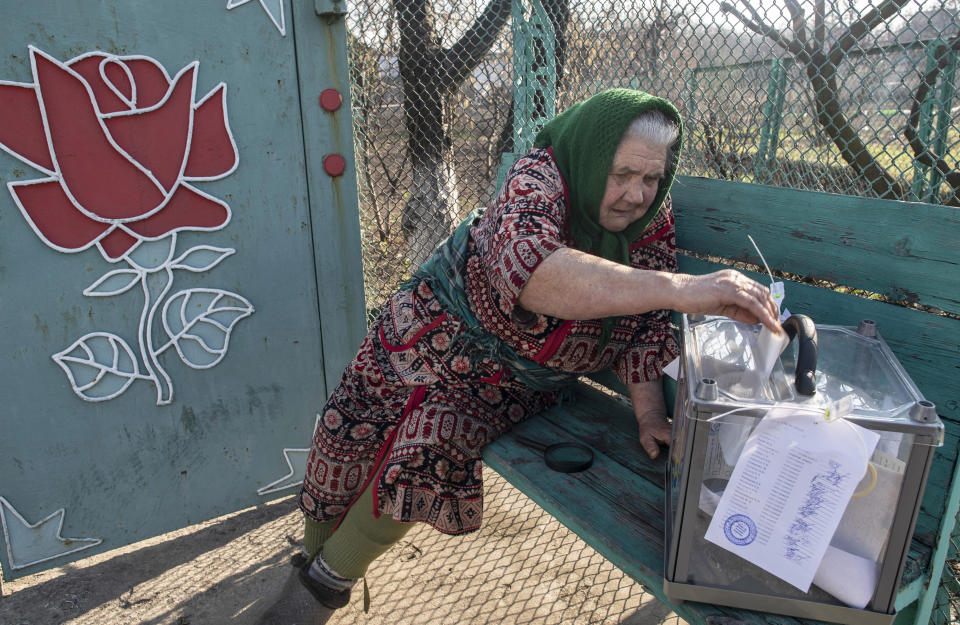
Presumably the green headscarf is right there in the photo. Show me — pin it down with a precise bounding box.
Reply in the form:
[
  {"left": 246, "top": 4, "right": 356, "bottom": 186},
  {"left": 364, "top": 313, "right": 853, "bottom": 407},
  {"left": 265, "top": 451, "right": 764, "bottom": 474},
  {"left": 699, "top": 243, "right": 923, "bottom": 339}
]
[{"left": 534, "top": 88, "right": 683, "bottom": 347}]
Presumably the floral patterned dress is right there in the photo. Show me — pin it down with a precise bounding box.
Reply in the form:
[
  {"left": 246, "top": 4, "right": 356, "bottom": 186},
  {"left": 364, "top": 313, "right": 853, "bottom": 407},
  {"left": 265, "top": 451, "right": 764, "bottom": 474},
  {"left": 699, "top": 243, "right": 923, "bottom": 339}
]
[{"left": 299, "top": 147, "right": 679, "bottom": 535}]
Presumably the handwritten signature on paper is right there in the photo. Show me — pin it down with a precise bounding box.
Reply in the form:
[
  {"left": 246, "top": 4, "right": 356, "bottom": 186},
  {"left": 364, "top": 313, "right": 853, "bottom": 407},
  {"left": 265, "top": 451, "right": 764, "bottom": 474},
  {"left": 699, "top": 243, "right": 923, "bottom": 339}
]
[{"left": 784, "top": 460, "right": 848, "bottom": 563}]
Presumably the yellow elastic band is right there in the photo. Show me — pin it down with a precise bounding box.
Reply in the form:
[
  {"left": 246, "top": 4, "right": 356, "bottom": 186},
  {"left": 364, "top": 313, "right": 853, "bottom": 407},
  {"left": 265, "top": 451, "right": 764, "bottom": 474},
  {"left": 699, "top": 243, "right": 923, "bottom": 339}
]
[{"left": 851, "top": 462, "right": 878, "bottom": 500}]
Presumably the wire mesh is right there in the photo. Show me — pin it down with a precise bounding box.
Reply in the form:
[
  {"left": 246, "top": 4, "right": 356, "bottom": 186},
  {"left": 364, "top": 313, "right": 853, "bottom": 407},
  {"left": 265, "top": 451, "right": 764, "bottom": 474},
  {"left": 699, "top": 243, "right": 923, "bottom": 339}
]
[
  {"left": 348, "top": 0, "right": 960, "bottom": 321},
  {"left": 343, "top": 0, "right": 960, "bottom": 622}
]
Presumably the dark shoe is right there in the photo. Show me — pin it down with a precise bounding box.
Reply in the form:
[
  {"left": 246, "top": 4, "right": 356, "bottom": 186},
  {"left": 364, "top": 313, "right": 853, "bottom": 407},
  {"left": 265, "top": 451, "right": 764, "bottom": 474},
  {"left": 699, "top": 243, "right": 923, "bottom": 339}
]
[
  {"left": 297, "top": 555, "right": 356, "bottom": 609},
  {"left": 290, "top": 551, "right": 308, "bottom": 568},
  {"left": 255, "top": 568, "right": 327, "bottom": 625}
]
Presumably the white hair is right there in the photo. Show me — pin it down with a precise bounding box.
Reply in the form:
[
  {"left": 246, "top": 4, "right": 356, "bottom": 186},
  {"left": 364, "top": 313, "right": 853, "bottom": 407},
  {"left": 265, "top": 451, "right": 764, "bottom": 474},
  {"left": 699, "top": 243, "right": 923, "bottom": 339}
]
[{"left": 623, "top": 110, "right": 680, "bottom": 148}]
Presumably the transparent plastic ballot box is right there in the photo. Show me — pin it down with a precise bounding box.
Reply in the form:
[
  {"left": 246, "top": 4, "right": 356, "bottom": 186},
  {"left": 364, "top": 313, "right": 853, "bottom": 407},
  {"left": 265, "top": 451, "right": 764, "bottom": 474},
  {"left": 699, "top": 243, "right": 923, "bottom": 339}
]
[{"left": 664, "top": 314, "right": 943, "bottom": 625}]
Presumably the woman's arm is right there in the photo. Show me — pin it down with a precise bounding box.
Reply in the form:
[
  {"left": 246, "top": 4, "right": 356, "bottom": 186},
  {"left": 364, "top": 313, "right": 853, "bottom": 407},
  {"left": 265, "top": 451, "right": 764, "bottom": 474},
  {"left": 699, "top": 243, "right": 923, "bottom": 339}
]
[
  {"left": 516, "top": 247, "right": 781, "bottom": 332},
  {"left": 628, "top": 379, "right": 672, "bottom": 460}
]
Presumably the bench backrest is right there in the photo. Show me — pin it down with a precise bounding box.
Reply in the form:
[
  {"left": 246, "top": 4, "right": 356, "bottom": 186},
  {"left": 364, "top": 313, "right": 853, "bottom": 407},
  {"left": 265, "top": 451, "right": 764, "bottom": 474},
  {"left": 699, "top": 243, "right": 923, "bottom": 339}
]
[{"left": 670, "top": 175, "right": 960, "bottom": 545}]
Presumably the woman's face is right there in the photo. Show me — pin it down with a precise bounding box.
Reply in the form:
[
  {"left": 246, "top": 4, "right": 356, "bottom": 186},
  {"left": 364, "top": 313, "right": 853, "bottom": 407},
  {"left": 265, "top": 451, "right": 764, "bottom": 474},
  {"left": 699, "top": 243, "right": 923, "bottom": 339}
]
[{"left": 597, "top": 135, "right": 667, "bottom": 232}]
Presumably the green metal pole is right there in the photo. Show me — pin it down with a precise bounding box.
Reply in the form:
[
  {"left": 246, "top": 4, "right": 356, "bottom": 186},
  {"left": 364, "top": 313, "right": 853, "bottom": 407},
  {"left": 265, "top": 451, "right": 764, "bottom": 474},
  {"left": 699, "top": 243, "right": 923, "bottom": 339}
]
[
  {"left": 684, "top": 69, "right": 698, "bottom": 145},
  {"left": 529, "top": 0, "right": 555, "bottom": 130},
  {"left": 499, "top": 0, "right": 556, "bottom": 190},
  {"left": 756, "top": 60, "right": 776, "bottom": 181},
  {"left": 510, "top": 0, "right": 532, "bottom": 152},
  {"left": 513, "top": 0, "right": 554, "bottom": 152},
  {"left": 766, "top": 59, "right": 788, "bottom": 177},
  {"left": 911, "top": 455, "right": 960, "bottom": 625},
  {"left": 911, "top": 41, "right": 943, "bottom": 202},
  {"left": 756, "top": 59, "right": 787, "bottom": 185},
  {"left": 926, "top": 46, "right": 958, "bottom": 203}
]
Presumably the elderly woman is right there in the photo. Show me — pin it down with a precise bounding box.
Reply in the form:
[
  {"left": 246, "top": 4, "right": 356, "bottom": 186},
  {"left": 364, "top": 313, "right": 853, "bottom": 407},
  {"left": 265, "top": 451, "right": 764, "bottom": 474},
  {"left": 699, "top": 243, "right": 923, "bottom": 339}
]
[{"left": 267, "top": 89, "right": 780, "bottom": 617}]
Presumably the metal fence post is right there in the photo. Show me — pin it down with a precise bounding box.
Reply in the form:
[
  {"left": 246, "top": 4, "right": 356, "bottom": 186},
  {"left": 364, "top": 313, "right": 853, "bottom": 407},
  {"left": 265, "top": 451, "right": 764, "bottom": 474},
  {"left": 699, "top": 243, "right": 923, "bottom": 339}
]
[
  {"left": 684, "top": 68, "right": 699, "bottom": 142},
  {"left": 756, "top": 58, "right": 787, "bottom": 185},
  {"left": 927, "top": 44, "right": 958, "bottom": 203},
  {"left": 497, "top": 0, "right": 556, "bottom": 189},
  {"left": 911, "top": 40, "right": 957, "bottom": 203},
  {"left": 912, "top": 455, "right": 960, "bottom": 624}
]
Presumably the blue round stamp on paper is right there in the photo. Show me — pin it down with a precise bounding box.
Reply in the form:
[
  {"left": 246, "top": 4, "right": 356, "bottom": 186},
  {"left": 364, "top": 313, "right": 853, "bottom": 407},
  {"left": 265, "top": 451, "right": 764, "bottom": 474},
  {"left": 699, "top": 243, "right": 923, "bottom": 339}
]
[{"left": 723, "top": 514, "right": 757, "bottom": 546}]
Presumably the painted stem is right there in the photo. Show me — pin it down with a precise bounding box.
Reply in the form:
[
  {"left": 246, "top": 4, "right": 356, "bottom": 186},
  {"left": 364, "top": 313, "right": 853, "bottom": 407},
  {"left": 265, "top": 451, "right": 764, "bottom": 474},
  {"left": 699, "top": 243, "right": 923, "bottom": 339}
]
[{"left": 137, "top": 266, "right": 175, "bottom": 405}]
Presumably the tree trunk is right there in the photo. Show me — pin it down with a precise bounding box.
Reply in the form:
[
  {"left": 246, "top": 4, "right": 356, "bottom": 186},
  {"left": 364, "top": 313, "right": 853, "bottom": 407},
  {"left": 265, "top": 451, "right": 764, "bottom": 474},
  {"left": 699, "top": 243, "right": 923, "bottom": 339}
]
[
  {"left": 720, "top": 0, "right": 910, "bottom": 200},
  {"left": 394, "top": 0, "right": 511, "bottom": 266},
  {"left": 804, "top": 52, "right": 904, "bottom": 199},
  {"left": 402, "top": 143, "right": 461, "bottom": 268}
]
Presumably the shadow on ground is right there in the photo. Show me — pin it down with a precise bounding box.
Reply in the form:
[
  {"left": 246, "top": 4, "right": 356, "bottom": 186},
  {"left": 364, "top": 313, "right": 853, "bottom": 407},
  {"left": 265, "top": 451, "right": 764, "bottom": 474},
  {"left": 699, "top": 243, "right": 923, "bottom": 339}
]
[{"left": 1, "top": 471, "right": 684, "bottom": 625}]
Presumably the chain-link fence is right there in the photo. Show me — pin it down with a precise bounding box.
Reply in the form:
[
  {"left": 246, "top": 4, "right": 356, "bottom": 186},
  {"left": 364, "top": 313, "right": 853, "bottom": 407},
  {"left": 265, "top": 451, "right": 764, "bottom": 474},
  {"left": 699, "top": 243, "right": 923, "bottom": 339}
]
[
  {"left": 343, "top": 0, "right": 960, "bottom": 622},
  {"left": 347, "top": 0, "right": 960, "bottom": 321}
]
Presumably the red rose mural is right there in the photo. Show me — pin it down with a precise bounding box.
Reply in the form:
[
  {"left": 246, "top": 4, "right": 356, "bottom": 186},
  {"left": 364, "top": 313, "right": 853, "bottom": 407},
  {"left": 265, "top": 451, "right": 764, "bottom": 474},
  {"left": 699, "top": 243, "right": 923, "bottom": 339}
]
[
  {"left": 0, "top": 46, "right": 238, "bottom": 259},
  {"left": 0, "top": 46, "right": 252, "bottom": 406}
]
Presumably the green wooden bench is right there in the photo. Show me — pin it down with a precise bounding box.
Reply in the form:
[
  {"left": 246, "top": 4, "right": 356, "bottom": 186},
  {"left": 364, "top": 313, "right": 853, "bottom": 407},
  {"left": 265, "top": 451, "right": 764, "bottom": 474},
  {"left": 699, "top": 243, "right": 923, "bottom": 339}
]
[{"left": 483, "top": 175, "right": 960, "bottom": 625}]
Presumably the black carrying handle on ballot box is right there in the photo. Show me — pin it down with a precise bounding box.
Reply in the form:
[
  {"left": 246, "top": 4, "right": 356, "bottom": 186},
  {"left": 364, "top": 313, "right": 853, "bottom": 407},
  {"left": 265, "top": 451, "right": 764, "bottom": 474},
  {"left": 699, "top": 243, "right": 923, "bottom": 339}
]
[{"left": 782, "top": 314, "right": 818, "bottom": 396}]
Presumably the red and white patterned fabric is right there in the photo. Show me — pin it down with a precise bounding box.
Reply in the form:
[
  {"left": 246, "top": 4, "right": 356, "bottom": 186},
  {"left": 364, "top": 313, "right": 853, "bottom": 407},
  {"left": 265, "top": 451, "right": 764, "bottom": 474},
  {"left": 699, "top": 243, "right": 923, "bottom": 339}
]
[{"left": 299, "top": 148, "right": 679, "bottom": 535}]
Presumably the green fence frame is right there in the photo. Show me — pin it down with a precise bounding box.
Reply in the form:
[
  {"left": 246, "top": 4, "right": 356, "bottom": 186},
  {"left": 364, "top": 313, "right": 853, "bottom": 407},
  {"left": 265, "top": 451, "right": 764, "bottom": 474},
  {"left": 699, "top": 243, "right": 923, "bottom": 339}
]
[{"left": 684, "top": 38, "right": 959, "bottom": 200}]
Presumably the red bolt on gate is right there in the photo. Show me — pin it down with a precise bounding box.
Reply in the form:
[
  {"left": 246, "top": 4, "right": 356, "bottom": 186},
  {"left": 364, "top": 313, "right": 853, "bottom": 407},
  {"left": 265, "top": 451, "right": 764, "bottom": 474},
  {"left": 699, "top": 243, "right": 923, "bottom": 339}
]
[
  {"left": 323, "top": 154, "right": 346, "bottom": 177},
  {"left": 319, "top": 88, "right": 342, "bottom": 112}
]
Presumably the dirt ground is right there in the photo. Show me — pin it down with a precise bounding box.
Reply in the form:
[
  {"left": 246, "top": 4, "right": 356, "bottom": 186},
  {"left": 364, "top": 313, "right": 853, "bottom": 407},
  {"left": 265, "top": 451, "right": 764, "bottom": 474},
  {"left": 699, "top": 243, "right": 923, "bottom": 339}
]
[{"left": 0, "top": 469, "right": 684, "bottom": 625}]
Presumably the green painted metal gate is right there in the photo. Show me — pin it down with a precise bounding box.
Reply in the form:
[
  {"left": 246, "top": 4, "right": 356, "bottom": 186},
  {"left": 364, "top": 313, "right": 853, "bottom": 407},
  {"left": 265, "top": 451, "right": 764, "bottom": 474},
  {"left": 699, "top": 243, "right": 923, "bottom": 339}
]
[{"left": 0, "top": 0, "right": 364, "bottom": 581}]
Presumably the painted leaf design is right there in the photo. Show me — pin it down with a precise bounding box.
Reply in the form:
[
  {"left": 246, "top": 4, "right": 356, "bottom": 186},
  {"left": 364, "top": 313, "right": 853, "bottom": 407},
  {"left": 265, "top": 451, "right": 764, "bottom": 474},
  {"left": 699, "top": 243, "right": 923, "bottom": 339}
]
[
  {"left": 170, "top": 245, "right": 235, "bottom": 272},
  {"left": 83, "top": 268, "right": 141, "bottom": 297},
  {"left": 52, "top": 332, "right": 139, "bottom": 401},
  {"left": 162, "top": 288, "right": 254, "bottom": 369}
]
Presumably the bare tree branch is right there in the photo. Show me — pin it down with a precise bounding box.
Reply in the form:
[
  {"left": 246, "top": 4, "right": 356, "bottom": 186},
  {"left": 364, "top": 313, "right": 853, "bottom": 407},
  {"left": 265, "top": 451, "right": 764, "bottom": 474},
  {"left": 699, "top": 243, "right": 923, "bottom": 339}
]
[
  {"left": 814, "top": 0, "right": 825, "bottom": 47},
  {"left": 724, "top": 0, "right": 904, "bottom": 198},
  {"left": 803, "top": 60, "right": 904, "bottom": 198},
  {"left": 830, "top": 0, "right": 911, "bottom": 64},
  {"left": 704, "top": 112, "right": 731, "bottom": 179},
  {"left": 720, "top": 2, "right": 806, "bottom": 57},
  {"left": 783, "top": 0, "right": 810, "bottom": 54},
  {"left": 392, "top": 0, "right": 518, "bottom": 261},
  {"left": 443, "top": 0, "right": 512, "bottom": 86},
  {"left": 739, "top": 0, "right": 767, "bottom": 31}
]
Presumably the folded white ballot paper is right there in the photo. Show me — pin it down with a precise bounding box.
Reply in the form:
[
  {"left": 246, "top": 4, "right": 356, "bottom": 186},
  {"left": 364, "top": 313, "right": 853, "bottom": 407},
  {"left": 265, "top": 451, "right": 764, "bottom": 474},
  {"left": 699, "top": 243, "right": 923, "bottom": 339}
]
[
  {"left": 704, "top": 408, "right": 880, "bottom": 593},
  {"left": 754, "top": 324, "right": 789, "bottom": 380},
  {"left": 813, "top": 545, "right": 880, "bottom": 609}
]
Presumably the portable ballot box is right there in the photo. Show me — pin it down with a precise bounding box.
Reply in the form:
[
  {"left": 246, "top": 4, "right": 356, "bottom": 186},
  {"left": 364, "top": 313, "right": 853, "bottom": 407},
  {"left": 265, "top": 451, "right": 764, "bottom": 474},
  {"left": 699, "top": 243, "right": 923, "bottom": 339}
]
[{"left": 664, "top": 314, "right": 943, "bottom": 625}]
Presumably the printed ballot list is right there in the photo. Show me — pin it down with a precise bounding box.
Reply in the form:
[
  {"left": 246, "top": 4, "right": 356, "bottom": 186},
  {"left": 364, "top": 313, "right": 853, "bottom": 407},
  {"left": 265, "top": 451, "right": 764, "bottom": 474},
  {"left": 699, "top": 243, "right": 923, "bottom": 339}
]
[{"left": 704, "top": 409, "right": 880, "bottom": 591}]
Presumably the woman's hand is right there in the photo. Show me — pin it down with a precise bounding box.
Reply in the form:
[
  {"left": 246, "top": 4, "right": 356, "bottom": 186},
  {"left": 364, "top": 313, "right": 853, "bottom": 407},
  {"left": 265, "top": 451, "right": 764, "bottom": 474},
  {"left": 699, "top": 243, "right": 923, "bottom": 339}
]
[
  {"left": 628, "top": 380, "right": 672, "bottom": 460},
  {"left": 671, "top": 269, "right": 781, "bottom": 333}
]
